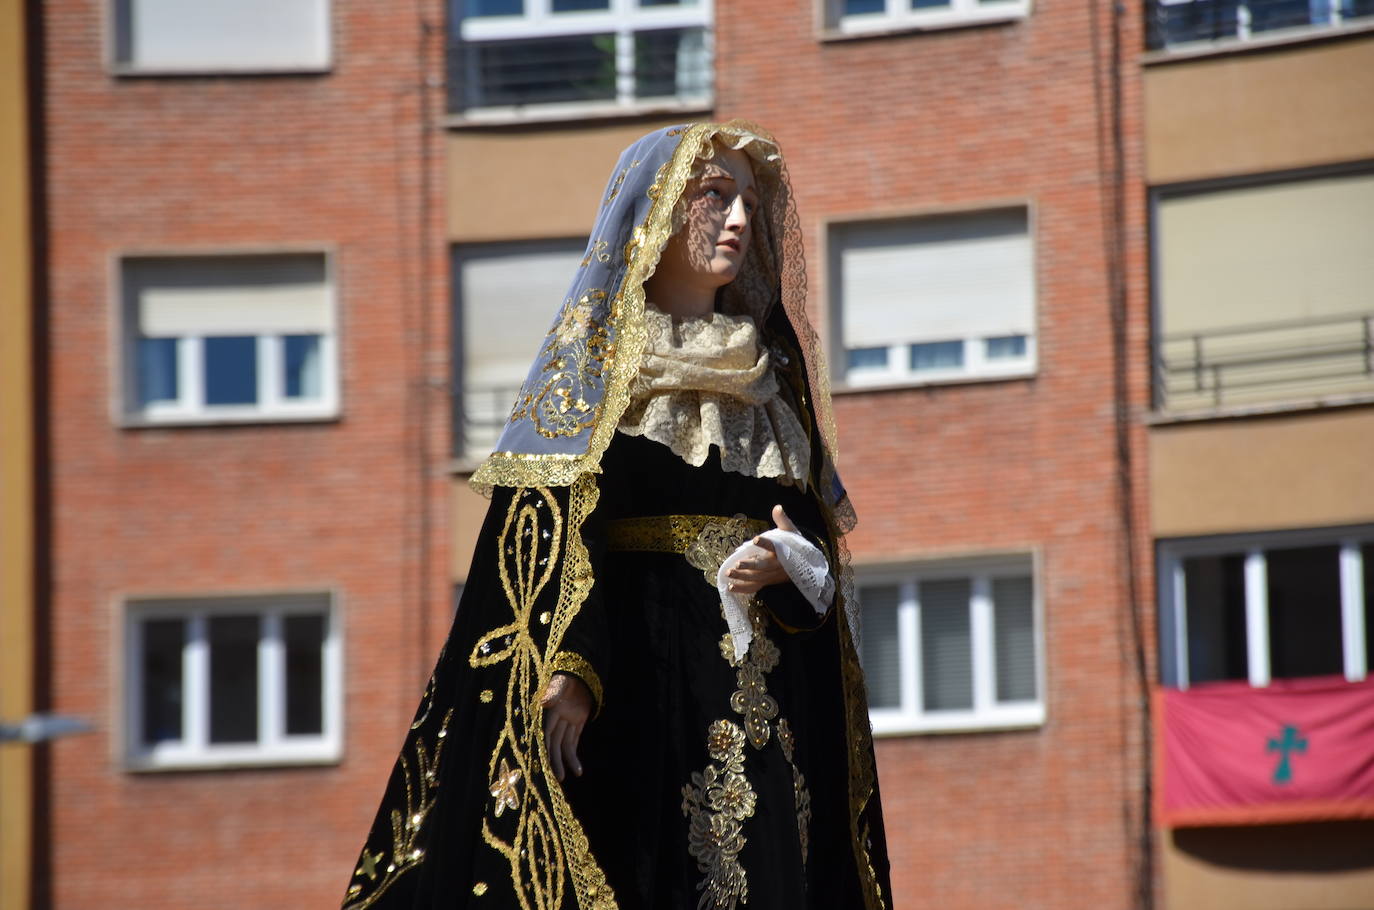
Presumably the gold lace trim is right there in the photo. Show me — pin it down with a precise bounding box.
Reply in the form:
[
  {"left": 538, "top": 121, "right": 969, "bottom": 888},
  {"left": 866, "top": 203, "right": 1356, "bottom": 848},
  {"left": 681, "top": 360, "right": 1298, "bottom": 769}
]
[
  {"left": 474, "top": 481, "right": 618, "bottom": 910},
  {"left": 470, "top": 122, "right": 785, "bottom": 494},
  {"left": 550, "top": 650, "right": 605, "bottom": 718},
  {"left": 606, "top": 514, "right": 769, "bottom": 558}
]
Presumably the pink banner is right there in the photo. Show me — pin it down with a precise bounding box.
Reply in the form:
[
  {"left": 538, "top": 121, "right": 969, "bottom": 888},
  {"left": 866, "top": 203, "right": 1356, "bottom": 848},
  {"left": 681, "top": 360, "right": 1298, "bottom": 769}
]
[{"left": 1156, "top": 675, "right": 1374, "bottom": 827}]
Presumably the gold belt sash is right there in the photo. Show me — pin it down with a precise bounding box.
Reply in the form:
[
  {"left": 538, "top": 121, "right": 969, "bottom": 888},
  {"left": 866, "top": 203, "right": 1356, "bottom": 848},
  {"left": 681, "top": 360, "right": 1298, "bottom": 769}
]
[{"left": 606, "top": 514, "right": 771, "bottom": 588}]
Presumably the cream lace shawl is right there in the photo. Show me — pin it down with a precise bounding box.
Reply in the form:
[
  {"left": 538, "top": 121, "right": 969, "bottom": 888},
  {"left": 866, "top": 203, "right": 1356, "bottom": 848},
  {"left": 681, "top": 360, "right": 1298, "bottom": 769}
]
[{"left": 617, "top": 305, "right": 811, "bottom": 489}]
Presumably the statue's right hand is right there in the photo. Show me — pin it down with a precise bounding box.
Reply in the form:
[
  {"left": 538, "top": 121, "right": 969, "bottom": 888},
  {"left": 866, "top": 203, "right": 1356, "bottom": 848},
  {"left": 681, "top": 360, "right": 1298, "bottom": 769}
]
[{"left": 540, "top": 672, "right": 592, "bottom": 782}]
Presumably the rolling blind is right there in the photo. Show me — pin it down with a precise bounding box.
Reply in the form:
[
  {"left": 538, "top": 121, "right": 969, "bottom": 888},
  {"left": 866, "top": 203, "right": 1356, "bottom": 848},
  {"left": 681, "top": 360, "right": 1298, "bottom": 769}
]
[
  {"left": 920, "top": 578, "right": 973, "bottom": 712},
  {"left": 859, "top": 585, "right": 902, "bottom": 710},
  {"left": 120, "top": 0, "right": 331, "bottom": 70},
  {"left": 128, "top": 255, "right": 331, "bottom": 337},
  {"left": 992, "top": 576, "right": 1036, "bottom": 703},
  {"left": 837, "top": 208, "right": 1033, "bottom": 348}
]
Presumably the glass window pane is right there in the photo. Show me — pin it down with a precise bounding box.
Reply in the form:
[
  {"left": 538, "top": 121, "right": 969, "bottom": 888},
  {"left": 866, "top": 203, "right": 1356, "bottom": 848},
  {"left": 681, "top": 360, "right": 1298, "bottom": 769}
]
[
  {"left": 985, "top": 334, "right": 1028, "bottom": 360},
  {"left": 204, "top": 336, "right": 258, "bottom": 405},
  {"left": 1268, "top": 545, "right": 1343, "bottom": 679},
  {"left": 913, "top": 0, "right": 951, "bottom": 8},
  {"left": 640, "top": 0, "right": 699, "bottom": 5},
  {"left": 845, "top": 0, "right": 885, "bottom": 12},
  {"left": 461, "top": 35, "right": 615, "bottom": 108},
  {"left": 284, "top": 614, "right": 326, "bottom": 736},
  {"left": 463, "top": 0, "right": 523, "bottom": 16},
  {"left": 1251, "top": 0, "right": 1316, "bottom": 32},
  {"left": 993, "top": 576, "right": 1036, "bottom": 702},
  {"left": 859, "top": 585, "right": 902, "bottom": 710},
  {"left": 910, "top": 340, "right": 964, "bottom": 371},
  {"left": 209, "top": 615, "right": 259, "bottom": 744},
  {"left": 847, "top": 346, "right": 889, "bottom": 370},
  {"left": 552, "top": 0, "right": 608, "bottom": 9},
  {"left": 137, "top": 337, "right": 179, "bottom": 405},
  {"left": 1184, "top": 553, "right": 1248, "bottom": 684},
  {"left": 920, "top": 579, "right": 973, "bottom": 711},
  {"left": 635, "top": 27, "right": 709, "bottom": 99},
  {"left": 283, "top": 334, "right": 323, "bottom": 400},
  {"left": 141, "top": 619, "right": 184, "bottom": 745}
]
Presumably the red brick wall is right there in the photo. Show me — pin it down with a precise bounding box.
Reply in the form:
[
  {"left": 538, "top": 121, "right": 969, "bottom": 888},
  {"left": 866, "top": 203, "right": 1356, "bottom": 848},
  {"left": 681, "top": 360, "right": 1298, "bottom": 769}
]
[
  {"left": 42, "top": 1, "right": 451, "bottom": 907},
  {"left": 716, "top": 2, "right": 1155, "bottom": 907}
]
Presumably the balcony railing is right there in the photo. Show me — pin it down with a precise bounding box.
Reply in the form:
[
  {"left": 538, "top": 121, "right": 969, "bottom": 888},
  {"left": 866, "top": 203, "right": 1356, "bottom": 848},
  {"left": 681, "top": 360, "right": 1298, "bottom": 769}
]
[
  {"left": 447, "top": 26, "right": 711, "bottom": 115},
  {"left": 1146, "top": 0, "right": 1374, "bottom": 50},
  {"left": 1154, "top": 310, "right": 1374, "bottom": 412},
  {"left": 457, "top": 383, "right": 523, "bottom": 461}
]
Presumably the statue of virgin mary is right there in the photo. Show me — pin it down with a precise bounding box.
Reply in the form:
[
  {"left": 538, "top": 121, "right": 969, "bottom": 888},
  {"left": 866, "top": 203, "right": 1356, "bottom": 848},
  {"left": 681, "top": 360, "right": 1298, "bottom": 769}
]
[{"left": 343, "top": 120, "right": 893, "bottom": 910}]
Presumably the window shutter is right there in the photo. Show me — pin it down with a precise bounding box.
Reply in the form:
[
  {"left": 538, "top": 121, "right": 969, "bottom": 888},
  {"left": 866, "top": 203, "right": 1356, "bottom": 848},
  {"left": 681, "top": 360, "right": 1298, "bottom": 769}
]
[
  {"left": 920, "top": 578, "right": 973, "bottom": 711},
  {"left": 992, "top": 576, "right": 1036, "bottom": 703},
  {"left": 859, "top": 585, "right": 902, "bottom": 710},
  {"left": 457, "top": 242, "right": 585, "bottom": 454},
  {"left": 838, "top": 208, "right": 1033, "bottom": 349},
  {"left": 120, "top": 0, "right": 331, "bottom": 70},
  {"left": 128, "top": 255, "right": 332, "bottom": 337}
]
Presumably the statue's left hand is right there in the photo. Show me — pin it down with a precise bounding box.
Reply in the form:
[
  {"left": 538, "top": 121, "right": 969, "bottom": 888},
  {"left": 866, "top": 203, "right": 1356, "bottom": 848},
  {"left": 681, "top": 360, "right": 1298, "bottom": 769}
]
[
  {"left": 540, "top": 671, "right": 591, "bottom": 782},
  {"left": 725, "top": 504, "right": 796, "bottom": 595}
]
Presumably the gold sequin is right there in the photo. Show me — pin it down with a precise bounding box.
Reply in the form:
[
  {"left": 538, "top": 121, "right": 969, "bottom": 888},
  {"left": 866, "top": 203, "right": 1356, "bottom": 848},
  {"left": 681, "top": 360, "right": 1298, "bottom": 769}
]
[
  {"left": 539, "top": 610, "right": 551, "bottom": 624},
  {"left": 472, "top": 882, "right": 488, "bottom": 897},
  {"left": 490, "top": 759, "right": 521, "bottom": 818},
  {"left": 480, "top": 689, "right": 494, "bottom": 703}
]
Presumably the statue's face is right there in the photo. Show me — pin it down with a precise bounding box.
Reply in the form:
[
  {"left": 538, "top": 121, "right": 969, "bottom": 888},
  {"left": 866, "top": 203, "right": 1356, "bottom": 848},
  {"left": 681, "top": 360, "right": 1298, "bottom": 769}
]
[{"left": 656, "top": 146, "right": 759, "bottom": 291}]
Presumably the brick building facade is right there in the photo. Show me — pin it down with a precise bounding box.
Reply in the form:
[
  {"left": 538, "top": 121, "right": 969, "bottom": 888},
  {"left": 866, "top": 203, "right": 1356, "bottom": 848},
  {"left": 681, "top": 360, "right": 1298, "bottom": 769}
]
[{"left": 36, "top": 0, "right": 450, "bottom": 906}]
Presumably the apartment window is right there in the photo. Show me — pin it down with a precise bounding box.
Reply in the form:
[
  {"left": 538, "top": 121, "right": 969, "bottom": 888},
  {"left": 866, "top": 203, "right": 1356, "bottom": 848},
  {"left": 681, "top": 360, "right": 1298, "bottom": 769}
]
[
  {"left": 121, "top": 254, "right": 339, "bottom": 425},
  {"left": 831, "top": 208, "right": 1036, "bottom": 388},
  {"left": 858, "top": 557, "right": 1043, "bottom": 734},
  {"left": 1153, "top": 170, "right": 1374, "bottom": 413},
  {"left": 448, "top": 0, "right": 712, "bottom": 117},
  {"left": 1146, "top": 0, "right": 1374, "bottom": 51},
  {"left": 125, "top": 594, "right": 341, "bottom": 769},
  {"left": 112, "top": 0, "right": 331, "bottom": 73},
  {"left": 453, "top": 240, "right": 585, "bottom": 462},
  {"left": 827, "top": 0, "right": 1030, "bottom": 36},
  {"left": 1159, "top": 527, "right": 1374, "bottom": 689}
]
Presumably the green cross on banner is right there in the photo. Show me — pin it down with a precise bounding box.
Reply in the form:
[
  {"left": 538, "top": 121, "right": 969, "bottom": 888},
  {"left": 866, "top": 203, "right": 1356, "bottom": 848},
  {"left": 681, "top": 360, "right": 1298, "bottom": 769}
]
[{"left": 1267, "top": 724, "right": 1307, "bottom": 785}]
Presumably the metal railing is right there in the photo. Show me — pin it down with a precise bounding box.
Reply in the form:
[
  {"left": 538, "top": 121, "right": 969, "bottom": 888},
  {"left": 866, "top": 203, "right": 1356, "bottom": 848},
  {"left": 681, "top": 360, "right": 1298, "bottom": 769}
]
[
  {"left": 1146, "top": 0, "right": 1374, "bottom": 49},
  {"left": 1154, "top": 310, "right": 1374, "bottom": 411},
  {"left": 447, "top": 26, "right": 711, "bottom": 113},
  {"left": 457, "top": 384, "right": 523, "bottom": 460}
]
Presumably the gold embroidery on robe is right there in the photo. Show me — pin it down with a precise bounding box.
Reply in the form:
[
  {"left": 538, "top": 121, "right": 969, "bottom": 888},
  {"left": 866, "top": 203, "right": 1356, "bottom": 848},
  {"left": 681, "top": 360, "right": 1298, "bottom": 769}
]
[{"left": 681, "top": 720, "right": 755, "bottom": 910}]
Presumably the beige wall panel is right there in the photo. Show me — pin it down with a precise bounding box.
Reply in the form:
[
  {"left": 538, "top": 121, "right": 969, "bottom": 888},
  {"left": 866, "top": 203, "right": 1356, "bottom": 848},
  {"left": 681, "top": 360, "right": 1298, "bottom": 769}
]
[
  {"left": 1, "top": 0, "right": 33, "bottom": 905},
  {"left": 1151, "top": 407, "right": 1374, "bottom": 537},
  {"left": 450, "top": 477, "right": 492, "bottom": 583},
  {"left": 1163, "top": 821, "right": 1374, "bottom": 909},
  {"left": 447, "top": 118, "right": 689, "bottom": 243},
  {"left": 1145, "top": 35, "right": 1374, "bottom": 184}
]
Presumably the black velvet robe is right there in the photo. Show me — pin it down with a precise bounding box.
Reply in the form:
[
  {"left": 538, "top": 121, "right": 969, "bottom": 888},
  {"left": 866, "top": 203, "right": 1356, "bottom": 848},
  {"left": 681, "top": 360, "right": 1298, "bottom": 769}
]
[{"left": 342, "top": 432, "right": 892, "bottom": 910}]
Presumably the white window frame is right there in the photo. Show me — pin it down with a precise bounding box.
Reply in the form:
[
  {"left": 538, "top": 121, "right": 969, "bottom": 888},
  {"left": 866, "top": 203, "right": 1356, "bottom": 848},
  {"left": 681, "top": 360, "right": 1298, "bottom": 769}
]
[
  {"left": 1159, "top": 525, "right": 1373, "bottom": 690},
  {"left": 843, "top": 334, "right": 1038, "bottom": 389},
  {"left": 124, "top": 593, "right": 343, "bottom": 771},
  {"left": 859, "top": 555, "right": 1045, "bottom": 736},
  {"left": 110, "top": 0, "right": 334, "bottom": 75},
  {"left": 454, "top": 0, "right": 713, "bottom": 122},
  {"left": 826, "top": 0, "right": 1030, "bottom": 38},
  {"left": 119, "top": 252, "right": 341, "bottom": 427}
]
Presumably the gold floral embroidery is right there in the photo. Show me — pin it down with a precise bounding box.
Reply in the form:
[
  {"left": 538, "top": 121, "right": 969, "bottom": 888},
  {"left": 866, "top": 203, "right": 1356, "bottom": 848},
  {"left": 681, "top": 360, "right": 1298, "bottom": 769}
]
[
  {"left": 603, "top": 167, "right": 628, "bottom": 207},
  {"left": 605, "top": 514, "right": 769, "bottom": 561},
  {"left": 777, "top": 719, "right": 811, "bottom": 866},
  {"left": 726, "top": 612, "right": 779, "bottom": 750},
  {"left": 490, "top": 758, "right": 522, "bottom": 818},
  {"left": 506, "top": 290, "right": 613, "bottom": 440},
  {"left": 342, "top": 708, "right": 454, "bottom": 909},
  {"left": 682, "top": 720, "right": 754, "bottom": 910},
  {"left": 579, "top": 239, "right": 611, "bottom": 268},
  {"left": 684, "top": 515, "right": 765, "bottom": 589}
]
